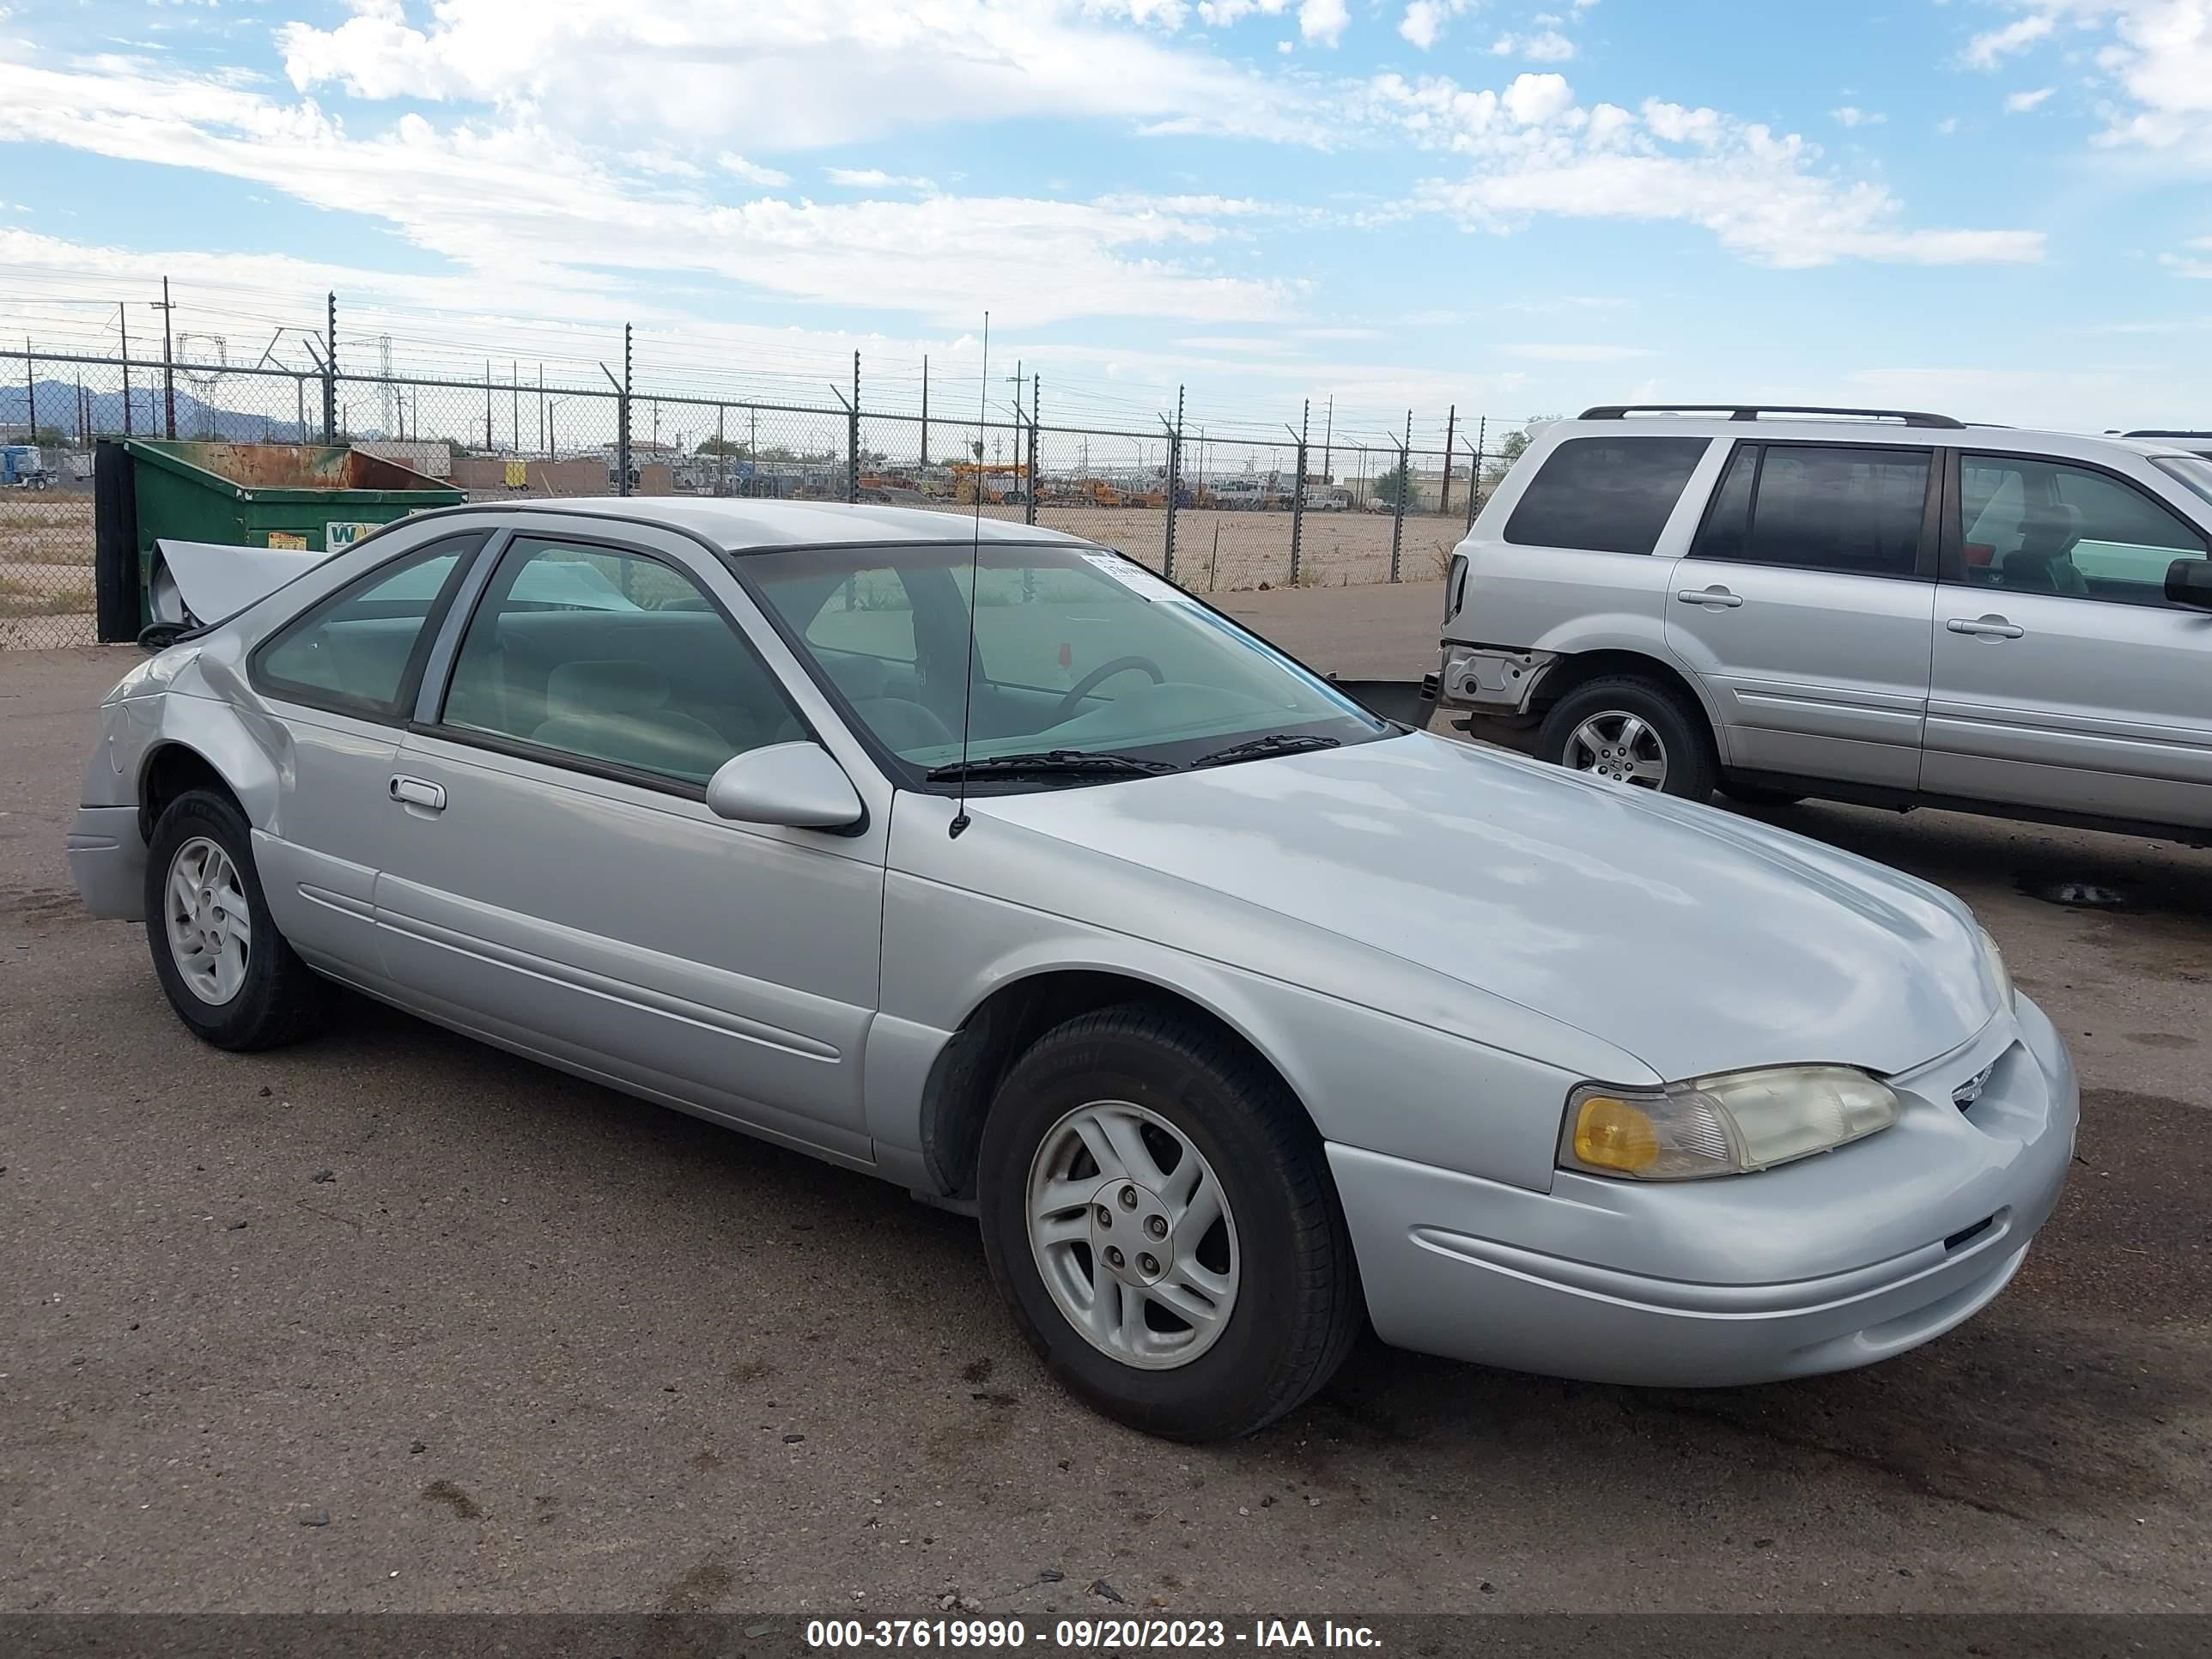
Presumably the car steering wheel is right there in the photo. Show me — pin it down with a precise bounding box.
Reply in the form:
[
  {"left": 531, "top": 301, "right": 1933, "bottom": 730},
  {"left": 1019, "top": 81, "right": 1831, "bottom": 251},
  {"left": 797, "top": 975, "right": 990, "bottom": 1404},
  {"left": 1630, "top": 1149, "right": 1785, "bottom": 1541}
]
[{"left": 1051, "top": 656, "right": 1166, "bottom": 725}]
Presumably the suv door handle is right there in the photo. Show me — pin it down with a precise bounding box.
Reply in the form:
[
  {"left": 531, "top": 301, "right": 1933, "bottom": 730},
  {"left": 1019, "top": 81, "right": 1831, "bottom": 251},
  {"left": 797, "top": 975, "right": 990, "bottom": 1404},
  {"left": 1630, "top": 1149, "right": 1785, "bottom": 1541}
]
[
  {"left": 1675, "top": 586, "right": 1743, "bottom": 608},
  {"left": 389, "top": 775, "right": 447, "bottom": 811},
  {"left": 1947, "top": 617, "right": 2025, "bottom": 640}
]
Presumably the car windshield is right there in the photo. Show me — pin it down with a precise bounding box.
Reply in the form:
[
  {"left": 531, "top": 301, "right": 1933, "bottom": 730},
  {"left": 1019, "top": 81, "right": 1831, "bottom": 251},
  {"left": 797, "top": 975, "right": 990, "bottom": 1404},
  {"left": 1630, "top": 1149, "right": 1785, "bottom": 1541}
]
[
  {"left": 741, "top": 540, "right": 1393, "bottom": 787},
  {"left": 2154, "top": 455, "right": 2212, "bottom": 510}
]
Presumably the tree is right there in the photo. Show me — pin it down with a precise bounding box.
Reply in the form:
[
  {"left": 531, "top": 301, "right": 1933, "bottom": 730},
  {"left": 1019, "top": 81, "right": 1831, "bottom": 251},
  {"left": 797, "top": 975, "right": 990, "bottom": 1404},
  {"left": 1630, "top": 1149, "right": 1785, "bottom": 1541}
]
[
  {"left": 696, "top": 434, "right": 751, "bottom": 458},
  {"left": 1480, "top": 416, "right": 1559, "bottom": 495},
  {"left": 1372, "top": 453, "right": 1419, "bottom": 509}
]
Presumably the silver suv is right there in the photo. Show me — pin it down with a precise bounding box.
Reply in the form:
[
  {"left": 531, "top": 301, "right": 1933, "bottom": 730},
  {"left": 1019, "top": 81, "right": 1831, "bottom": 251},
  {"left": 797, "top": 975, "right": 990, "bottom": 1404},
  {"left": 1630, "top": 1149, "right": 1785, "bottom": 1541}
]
[{"left": 1438, "top": 404, "right": 2212, "bottom": 841}]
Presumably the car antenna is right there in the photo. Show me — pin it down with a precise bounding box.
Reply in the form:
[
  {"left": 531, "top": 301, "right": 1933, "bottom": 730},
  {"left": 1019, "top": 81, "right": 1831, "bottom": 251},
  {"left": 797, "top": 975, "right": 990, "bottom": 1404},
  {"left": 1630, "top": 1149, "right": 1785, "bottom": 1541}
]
[{"left": 949, "top": 311, "right": 988, "bottom": 840}]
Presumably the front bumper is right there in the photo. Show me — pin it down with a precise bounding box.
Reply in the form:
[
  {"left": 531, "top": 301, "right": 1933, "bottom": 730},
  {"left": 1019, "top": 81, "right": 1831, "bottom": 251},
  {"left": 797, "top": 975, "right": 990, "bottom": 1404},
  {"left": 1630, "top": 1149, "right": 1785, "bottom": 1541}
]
[
  {"left": 68, "top": 804, "right": 148, "bottom": 921},
  {"left": 1331, "top": 994, "right": 2077, "bottom": 1388}
]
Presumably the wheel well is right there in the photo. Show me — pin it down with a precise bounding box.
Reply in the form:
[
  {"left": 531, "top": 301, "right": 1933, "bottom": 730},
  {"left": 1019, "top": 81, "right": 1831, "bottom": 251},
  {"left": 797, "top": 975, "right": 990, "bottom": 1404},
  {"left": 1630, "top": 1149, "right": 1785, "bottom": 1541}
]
[
  {"left": 139, "top": 744, "right": 240, "bottom": 843},
  {"left": 918, "top": 970, "right": 1304, "bottom": 1200},
  {"left": 1534, "top": 649, "right": 1708, "bottom": 725}
]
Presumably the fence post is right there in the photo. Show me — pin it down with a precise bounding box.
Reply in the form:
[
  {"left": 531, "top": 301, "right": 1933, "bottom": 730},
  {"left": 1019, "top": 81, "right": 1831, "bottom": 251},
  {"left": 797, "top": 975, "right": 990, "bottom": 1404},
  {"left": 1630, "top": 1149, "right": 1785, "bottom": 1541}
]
[
  {"left": 21, "top": 340, "right": 32, "bottom": 443},
  {"left": 1289, "top": 400, "right": 1308, "bottom": 588},
  {"left": 1024, "top": 374, "right": 1039, "bottom": 528},
  {"left": 1162, "top": 386, "right": 1184, "bottom": 581},
  {"left": 323, "top": 291, "right": 337, "bottom": 443},
  {"left": 919, "top": 353, "right": 929, "bottom": 470},
  {"left": 1440, "top": 404, "right": 1456, "bottom": 516},
  {"left": 1389, "top": 410, "right": 1410, "bottom": 582},
  {"left": 848, "top": 350, "right": 860, "bottom": 503},
  {"left": 1468, "top": 416, "right": 1486, "bottom": 532},
  {"left": 619, "top": 324, "right": 633, "bottom": 496},
  {"left": 483, "top": 362, "right": 494, "bottom": 452}
]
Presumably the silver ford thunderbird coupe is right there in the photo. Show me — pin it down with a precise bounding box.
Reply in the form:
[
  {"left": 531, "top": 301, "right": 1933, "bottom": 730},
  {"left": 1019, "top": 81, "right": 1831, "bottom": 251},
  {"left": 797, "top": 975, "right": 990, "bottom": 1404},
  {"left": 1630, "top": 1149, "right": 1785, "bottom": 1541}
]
[{"left": 68, "top": 500, "right": 2076, "bottom": 1441}]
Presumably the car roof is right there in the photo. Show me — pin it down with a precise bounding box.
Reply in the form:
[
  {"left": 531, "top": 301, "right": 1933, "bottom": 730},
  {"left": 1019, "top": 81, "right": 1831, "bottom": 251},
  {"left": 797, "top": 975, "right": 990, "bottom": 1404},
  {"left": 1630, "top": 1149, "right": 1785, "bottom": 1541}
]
[
  {"left": 1549, "top": 415, "right": 2205, "bottom": 465},
  {"left": 451, "top": 495, "right": 1097, "bottom": 553}
]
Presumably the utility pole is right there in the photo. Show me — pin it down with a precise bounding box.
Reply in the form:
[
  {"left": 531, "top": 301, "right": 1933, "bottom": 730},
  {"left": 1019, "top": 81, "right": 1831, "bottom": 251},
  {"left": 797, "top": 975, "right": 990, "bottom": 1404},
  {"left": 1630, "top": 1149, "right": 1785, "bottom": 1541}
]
[
  {"left": 1440, "top": 404, "right": 1456, "bottom": 515},
  {"left": 155, "top": 276, "right": 178, "bottom": 438},
  {"left": 323, "top": 291, "right": 337, "bottom": 443},
  {"left": 118, "top": 303, "right": 133, "bottom": 436}
]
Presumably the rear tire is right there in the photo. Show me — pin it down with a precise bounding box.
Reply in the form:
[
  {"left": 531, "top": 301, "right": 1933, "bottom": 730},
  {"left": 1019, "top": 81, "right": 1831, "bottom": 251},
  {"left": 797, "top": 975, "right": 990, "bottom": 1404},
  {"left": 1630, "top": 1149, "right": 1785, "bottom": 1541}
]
[
  {"left": 144, "top": 789, "right": 331, "bottom": 1052},
  {"left": 1536, "top": 674, "right": 1718, "bottom": 801},
  {"left": 976, "top": 1005, "right": 1361, "bottom": 1442}
]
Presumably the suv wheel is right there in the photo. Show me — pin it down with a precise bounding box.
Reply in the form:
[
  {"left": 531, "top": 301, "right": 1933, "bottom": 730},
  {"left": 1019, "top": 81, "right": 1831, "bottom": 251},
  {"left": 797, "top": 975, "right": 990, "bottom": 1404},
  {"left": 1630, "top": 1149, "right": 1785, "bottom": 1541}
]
[
  {"left": 1536, "top": 675, "right": 1718, "bottom": 800},
  {"left": 976, "top": 1005, "right": 1362, "bottom": 1443},
  {"left": 144, "top": 789, "right": 331, "bottom": 1051}
]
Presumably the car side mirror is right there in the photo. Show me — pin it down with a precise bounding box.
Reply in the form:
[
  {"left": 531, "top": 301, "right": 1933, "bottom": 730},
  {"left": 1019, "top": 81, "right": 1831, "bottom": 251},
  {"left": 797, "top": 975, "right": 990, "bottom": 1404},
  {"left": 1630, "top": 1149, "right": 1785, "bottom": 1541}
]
[
  {"left": 2165, "top": 558, "right": 2212, "bottom": 611},
  {"left": 705, "top": 743, "right": 866, "bottom": 832}
]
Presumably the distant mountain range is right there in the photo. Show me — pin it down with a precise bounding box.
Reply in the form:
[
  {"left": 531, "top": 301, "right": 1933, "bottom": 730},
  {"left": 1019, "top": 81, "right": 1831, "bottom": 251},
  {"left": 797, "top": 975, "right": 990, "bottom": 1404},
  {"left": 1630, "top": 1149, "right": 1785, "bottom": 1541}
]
[{"left": 1, "top": 377, "right": 354, "bottom": 444}]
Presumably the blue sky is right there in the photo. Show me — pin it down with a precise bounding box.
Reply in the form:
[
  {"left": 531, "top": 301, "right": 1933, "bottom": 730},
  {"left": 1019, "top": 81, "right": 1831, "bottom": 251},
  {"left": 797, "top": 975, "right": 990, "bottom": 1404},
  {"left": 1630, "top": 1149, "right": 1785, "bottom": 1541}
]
[{"left": 3, "top": 0, "right": 2210, "bottom": 441}]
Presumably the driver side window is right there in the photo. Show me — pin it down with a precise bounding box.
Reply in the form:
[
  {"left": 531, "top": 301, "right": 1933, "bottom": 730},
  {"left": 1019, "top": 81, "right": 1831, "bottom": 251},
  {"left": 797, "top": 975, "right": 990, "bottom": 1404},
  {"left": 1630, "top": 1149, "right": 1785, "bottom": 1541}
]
[{"left": 1960, "top": 454, "right": 2207, "bottom": 606}]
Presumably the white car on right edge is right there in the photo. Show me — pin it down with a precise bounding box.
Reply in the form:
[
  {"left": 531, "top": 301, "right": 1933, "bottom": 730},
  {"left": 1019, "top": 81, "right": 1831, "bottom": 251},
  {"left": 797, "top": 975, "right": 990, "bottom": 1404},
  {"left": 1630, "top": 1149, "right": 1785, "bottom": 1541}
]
[{"left": 1437, "top": 404, "right": 2212, "bottom": 842}]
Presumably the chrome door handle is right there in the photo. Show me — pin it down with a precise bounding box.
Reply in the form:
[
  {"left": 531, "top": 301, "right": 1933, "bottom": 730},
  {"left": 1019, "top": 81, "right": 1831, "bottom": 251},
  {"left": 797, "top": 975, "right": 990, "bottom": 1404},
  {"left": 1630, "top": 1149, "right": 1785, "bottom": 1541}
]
[
  {"left": 389, "top": 775, "right": 447, "bottom": 811},
  {"left": 1675, "top": 586, "right": 1743, "bottom": 608},
  {"left": 1947, "top": 617, "right": 2024, "bottom": 639}
]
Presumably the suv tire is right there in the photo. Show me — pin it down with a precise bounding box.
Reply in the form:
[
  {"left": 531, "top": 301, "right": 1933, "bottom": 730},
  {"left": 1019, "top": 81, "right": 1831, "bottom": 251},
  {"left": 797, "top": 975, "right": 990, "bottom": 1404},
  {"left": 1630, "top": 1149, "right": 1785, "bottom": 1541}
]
[
  {"left": 145, "top": 788, "right": 332, "bottom": 1051},
  {"left": 976, "top": 1004, "right": 1361, "bottom": 1442},
  {"left": 1536, "top": 675, "right": 1718, "bottom": 801}
]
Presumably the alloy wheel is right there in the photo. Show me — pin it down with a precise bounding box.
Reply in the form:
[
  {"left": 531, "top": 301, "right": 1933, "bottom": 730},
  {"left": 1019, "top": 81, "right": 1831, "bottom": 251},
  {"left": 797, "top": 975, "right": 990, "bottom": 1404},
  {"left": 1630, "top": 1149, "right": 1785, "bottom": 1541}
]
[
  {"left": 163, "top": 836, "right": 251, "bottom": 1005},
  {"left": 1564, "top": 710, "right": 1668, "bottom": 788},
  {"left": 1024, "top": 1099, "right": 1240, "bottom": 1370}
]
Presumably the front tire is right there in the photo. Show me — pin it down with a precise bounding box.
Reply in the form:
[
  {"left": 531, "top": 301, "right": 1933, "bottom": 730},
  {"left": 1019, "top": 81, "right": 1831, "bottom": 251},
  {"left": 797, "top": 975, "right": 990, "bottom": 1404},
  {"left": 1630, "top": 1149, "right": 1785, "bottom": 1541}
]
[
  {"left": 976, "top": 1005, "right": 1361, "bottom": 1442},
  {"left": 1536, "top": 674, "right": 1718, "bottom": 801},
  {"left": 144, "top": 789, "right": 331, "bottom": 1051}
]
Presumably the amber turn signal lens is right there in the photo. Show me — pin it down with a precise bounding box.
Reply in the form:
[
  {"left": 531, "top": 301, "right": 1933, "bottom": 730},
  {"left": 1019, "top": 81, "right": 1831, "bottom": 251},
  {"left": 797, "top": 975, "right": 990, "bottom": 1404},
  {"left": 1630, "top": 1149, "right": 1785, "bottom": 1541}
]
[{"left": 1573, "top": 1096, "right": 1660, "bottom": 1173}]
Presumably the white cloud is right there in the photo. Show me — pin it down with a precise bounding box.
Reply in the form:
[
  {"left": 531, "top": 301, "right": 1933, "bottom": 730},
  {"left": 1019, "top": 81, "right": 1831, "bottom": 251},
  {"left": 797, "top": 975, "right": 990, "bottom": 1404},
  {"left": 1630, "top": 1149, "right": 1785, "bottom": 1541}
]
[
  {"left": 2164, "top": 236, "right": 2212, "bottom": 277},
  {"left": 717, "top": 153, "right": 791, "bottom": 187},
  {"left": 1363, "top": 74, "right": 2045, "bottom": 267},
  {"left": 1964, "top": 14, "right": 2056, "bottom": 69},
  {"left": 273, "top": 0, "right": 1314, "bottom": 149},
  {"left": 2005, "top": 87, "right": 2056, "bottom": 112},
  {"left": 1975, "top": 3, "right": 2212, "bottom": 163},
  {"left": 1492, "top": 28, "right": 1577, "bottom": 61},
  {"left": 825, "top": 167, "right": 937, "bottom": 191},
  {"left": 0, "top": 50, "right": 1297, "bottom": 329},
  {"left": 1298, "top": 0, "right": 1350, "bottom": 46},
  {"left": 1503, "top": 343, "right": 1653, "bottom": 361},
  {"left": 1399, "top": 0, "right": 1475, "bottom": 50},
  {"left": 1832, "top": 106, "right": 1886, "bottom": 128}
]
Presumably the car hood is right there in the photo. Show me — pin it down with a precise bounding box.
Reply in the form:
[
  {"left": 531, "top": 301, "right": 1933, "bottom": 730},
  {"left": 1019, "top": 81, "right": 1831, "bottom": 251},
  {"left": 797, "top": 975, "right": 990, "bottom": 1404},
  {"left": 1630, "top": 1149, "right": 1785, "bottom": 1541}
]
[{"left": 969, "top": 733, "right": 1996, "bottom": 1082}]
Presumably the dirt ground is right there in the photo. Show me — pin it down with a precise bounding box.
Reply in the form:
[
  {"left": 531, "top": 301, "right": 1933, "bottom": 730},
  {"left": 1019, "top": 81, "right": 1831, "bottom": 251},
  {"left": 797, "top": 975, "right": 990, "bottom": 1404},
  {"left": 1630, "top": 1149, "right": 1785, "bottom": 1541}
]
[{"left": 1, "top": 586, "right": 2208, "bottom": 1617}]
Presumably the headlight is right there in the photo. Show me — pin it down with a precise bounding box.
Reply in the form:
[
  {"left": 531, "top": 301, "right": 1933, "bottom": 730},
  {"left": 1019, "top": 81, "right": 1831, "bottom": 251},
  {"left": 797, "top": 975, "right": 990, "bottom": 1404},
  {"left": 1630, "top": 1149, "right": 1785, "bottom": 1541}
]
[
  {"left": 1560, "top": 1065, "right": 1902, "bottom": 1181},
  {"left": 1978, "top": 925, "right": 2014, "bottom": 1011}
]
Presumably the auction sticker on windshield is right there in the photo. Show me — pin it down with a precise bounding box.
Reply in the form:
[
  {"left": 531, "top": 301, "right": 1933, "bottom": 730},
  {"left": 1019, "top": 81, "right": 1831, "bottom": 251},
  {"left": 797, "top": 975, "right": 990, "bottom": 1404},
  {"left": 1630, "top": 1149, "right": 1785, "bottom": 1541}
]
[{"left": 1080, "top": 552, "right": 1190, "bottom": 603}]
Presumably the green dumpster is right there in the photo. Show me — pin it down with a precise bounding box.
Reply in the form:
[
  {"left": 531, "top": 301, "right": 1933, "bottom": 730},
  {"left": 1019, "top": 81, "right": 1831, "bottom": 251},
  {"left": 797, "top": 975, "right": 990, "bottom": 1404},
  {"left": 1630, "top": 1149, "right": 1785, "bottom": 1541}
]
[{"left": 94, "top": 440, "right": 465, "bottom": 641}]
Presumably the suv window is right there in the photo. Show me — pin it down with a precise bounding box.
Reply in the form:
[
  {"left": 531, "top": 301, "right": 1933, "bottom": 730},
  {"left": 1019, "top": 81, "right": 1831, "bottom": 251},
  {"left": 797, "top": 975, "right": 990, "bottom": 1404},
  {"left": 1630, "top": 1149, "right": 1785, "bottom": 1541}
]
[
  {"left": 1960, "top": 454, "right": 2208, "bottom": 605},
  {"left": 440, "top": 538, "right": 801, "bottom": 786},
  {"left": 1503, "top": 436, "right": 1709, "bottom": 556},
  {"left": 1693, "top": 444, "right": 1930, "bottom": 578},
  {"left": 252, "top": 534, "right": 483, "bottom": 718}
]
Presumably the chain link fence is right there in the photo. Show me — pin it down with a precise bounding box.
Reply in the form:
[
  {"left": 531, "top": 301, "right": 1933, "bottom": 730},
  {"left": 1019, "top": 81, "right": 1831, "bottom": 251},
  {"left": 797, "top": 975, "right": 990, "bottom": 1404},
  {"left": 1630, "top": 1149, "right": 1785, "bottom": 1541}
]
[{"left": 1, "top": 345, "right": 1510, "bottom": 650}]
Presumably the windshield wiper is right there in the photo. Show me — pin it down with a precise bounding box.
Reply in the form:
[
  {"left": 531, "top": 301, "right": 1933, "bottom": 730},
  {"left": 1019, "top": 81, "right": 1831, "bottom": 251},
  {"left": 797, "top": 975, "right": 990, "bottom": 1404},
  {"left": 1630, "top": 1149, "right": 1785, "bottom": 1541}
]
[
  {"left": 926, "top": 750, "right": 1178, "bottom": 782},
  {"left": 1188, "top": 733, "right": 1343, "bottom": 769}
]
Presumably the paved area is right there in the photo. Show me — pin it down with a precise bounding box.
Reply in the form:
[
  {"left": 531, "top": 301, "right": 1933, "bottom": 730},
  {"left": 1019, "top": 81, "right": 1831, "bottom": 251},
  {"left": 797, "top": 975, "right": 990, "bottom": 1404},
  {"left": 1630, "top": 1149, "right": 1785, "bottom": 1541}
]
[{"left": 3, "top": 593, "right": 2207, "bottom": 1615}]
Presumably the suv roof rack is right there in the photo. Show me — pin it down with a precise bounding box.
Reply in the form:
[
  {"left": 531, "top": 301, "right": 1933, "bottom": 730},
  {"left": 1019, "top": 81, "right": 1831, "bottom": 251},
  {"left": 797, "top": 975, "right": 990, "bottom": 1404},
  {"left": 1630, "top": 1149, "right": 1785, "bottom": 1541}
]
[
  {"left": 1579, "top": 404, "right": 1966, "bottom": 430},
  {"left": 2121, "top": 428, "right": 2212, "bottom": 439}
]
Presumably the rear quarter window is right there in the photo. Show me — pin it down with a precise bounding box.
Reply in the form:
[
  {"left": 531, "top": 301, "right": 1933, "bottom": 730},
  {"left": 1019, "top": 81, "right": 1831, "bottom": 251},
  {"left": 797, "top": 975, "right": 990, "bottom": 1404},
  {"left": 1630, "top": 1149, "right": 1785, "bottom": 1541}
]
[{"left": 1503, "top": 436, "right": 1711, "bottom": 556}]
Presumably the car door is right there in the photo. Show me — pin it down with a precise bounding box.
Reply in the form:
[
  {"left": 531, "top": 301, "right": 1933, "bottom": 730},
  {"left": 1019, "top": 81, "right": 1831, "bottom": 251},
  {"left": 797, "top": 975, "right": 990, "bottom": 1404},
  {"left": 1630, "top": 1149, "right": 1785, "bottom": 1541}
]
[
  {"left": 1924, "top": 449, "right": 2212, "bottom": 830},
  {"left": 242, "top": 527, "right": 489, "bottom": 972},
  {"left": 370, "top": 520, "right": 890, "bottom": 1160},
  {"left": 1663, "top": 441, "right": 1939, "bottom": 788}
]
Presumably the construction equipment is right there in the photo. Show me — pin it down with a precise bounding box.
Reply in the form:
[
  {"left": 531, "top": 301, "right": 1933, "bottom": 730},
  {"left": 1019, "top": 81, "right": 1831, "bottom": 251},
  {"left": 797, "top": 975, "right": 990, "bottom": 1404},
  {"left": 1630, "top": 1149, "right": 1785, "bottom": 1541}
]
[{"left": 3, "top": 444, "right": 55, "bottom": 489}]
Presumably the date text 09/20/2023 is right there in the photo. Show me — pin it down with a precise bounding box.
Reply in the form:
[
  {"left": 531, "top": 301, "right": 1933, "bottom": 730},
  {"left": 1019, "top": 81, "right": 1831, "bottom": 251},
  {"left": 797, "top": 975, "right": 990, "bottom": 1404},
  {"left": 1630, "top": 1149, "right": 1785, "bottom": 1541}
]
[{"left": 803, "top": 1617, "right": 1382, "bottom": 1649}]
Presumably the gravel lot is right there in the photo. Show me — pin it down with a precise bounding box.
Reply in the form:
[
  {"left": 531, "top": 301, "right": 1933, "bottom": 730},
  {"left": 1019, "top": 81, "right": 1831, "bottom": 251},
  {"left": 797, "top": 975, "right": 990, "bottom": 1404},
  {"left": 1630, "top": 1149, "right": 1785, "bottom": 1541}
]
[{"left": 3, "top": 586, "right": 2207, "bottom": 1615}]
